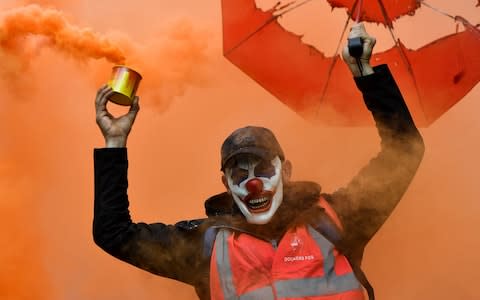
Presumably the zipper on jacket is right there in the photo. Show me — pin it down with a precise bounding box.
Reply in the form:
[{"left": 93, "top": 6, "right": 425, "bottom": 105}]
[{"left": 271, "top": 239, "right": 278, "bottom": 249}]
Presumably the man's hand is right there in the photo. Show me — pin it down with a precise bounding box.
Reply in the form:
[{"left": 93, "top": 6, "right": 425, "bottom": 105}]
[
  {"left": 95, "top": 85, "right": 140, "bottom": 148},
  {"left": 342, "top": 23, "right": 376, "bottom": 77}
]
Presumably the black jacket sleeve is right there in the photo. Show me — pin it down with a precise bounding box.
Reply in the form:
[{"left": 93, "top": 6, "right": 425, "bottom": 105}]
[
  {"left": 92, "top": 148, "right": 209, "bottom": 286},
  {"left": 326, "top": 64, "right": 425, "bottom": 248}
]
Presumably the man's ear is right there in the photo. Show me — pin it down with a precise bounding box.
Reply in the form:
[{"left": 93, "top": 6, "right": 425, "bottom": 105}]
[
  {"left": 221, "top": 174, "right": 231, "bottom": 193},
  {"left": 282, "top": 160, "right": 292, "bottom": 182}
]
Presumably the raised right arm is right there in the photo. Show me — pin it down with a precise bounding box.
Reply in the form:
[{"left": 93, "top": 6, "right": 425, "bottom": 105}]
[{"left": 92, "top": 86, "right": 209, "bottom": 286}]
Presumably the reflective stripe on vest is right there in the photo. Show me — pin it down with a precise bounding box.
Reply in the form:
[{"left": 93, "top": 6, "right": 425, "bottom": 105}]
[
  {"left": 212, "top": 226, "right": 363, "bottom": 300},
  {"left": 214, "top": 229, "right": 275, "bottom": 300}
]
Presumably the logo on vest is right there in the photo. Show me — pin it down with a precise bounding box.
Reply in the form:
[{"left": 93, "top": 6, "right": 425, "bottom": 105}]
[
  {"left": 283, "top": 234, "right": 315, "bottom": 263},
  {"left": 284, "top": 255, "right": 315, "bottom": 262},
  {"left": 290, "top": 234, "right": 302, "bottom": 251}
]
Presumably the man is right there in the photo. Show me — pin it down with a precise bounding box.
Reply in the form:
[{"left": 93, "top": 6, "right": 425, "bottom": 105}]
[{"left": 93, "top": 24, "right": 424, "bottom": 300}]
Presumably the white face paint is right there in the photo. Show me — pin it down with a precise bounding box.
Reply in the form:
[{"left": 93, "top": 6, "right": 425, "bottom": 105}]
[{"left": 225, "top": 156, "right": 284, "bottom": 224}]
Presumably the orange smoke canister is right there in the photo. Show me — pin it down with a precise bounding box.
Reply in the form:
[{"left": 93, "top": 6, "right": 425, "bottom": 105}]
[{"left": 108, "top": 66, "right": 142, "bottom": 105}]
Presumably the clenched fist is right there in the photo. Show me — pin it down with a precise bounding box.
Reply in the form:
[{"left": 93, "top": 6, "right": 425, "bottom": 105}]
[
  {"left": 95, "top": 84, "right": 140, "bottom": 148},
  {"left": 342, "top": 23, "right": 376, "bottom": 77}
]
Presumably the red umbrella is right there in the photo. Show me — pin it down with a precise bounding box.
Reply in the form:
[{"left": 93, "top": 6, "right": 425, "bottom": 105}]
[{"left": 221, "top": 0, "right": 480, "bottom": 126}]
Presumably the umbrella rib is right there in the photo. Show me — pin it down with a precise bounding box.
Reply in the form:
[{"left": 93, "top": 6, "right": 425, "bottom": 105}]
[
  {"left": 224, "top": 16, "right": 278, "bottom": 56},
  {"left": 316, "top": 0, "right": 358, "bottom": 116},
  {"left": 376, "top": 0, "right": 398, "bottom": 50},
  {"left": 377, "top": 0, "right": 429, "bottom": 123},
  {"left": 355, "top": 0, "right": 364, "bottom": 22},
  {"left": 348, "top": 0, "right": 361, "bottom": 22},
  {"left": 331, "top": 14, "right": 353, "bottom": 65},
  {"left": 224, "top": 0, "right": 314, "bottom": 56},
  {"left": 375, "top": 0, "right": 393, "bottom": 28},
  {"left": 419, "top": 1, "right": 456, "bottom": 20},
  {"left": 315, "top": 13, "right": 351, "bottom": 116},
  {"left": 420, "top": 1, "right": 479, "bottom": 31}
]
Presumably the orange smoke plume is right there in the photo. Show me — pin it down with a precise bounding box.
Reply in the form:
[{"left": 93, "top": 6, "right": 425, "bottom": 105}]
[
  {"left": 0, "top": 3, "right": 212, "bottom": 112},
  {"left": 0, "top": 4, "right": 125, "bottom": 64}
]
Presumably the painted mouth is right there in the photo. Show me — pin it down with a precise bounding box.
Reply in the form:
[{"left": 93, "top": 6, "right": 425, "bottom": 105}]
[{"left": 243, "top": 191, "right": 274, "bottom": 213}]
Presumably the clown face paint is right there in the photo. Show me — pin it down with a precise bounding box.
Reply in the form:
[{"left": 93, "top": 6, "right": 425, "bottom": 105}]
[{"left": 225, "top": 156, "right": 284, "bottom": 224}]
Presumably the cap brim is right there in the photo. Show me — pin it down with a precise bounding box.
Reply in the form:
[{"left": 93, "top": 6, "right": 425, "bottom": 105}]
[{"left": 221, "top": 147, "right": 274, "bottom": 171}]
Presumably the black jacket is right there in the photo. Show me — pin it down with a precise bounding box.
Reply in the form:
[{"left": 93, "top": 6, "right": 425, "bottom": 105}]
[{"left": 93, "top": 65, "right": 424, "bottom": 300}]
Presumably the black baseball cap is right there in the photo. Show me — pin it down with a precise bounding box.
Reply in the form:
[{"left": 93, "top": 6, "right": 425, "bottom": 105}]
[{"left": 220, "top": 126, "right": 285, "bottom": 171}]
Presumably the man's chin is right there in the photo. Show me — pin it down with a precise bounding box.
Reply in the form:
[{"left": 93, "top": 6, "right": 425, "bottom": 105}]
[
  {"left": 245, "top": 212, "right": 274, "bottom": 225},
  {"left": 243, "top": 202, "right": 278, "bottom": 224}
]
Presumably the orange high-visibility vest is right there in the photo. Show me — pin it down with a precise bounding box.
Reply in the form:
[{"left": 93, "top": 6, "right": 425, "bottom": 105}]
[{"left": 209, "top": 198, "right": 364, "bottom": 300}]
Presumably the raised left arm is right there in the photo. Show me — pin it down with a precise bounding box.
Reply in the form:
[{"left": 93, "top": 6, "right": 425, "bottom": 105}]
[{"left": 325, "top": 23, "right": 425, "bottom": 247}]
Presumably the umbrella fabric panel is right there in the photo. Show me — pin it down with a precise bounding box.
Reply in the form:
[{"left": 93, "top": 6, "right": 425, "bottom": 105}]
[
  {"left": 406, "top": 26, "right": 480, "bottom": 125},
  {"left": 374, "top": 25, "right": 480, "bottom": 126}
]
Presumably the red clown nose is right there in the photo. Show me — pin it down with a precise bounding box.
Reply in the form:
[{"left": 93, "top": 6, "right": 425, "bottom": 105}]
[{"left": 246, "top": 178, "right": 263, "bottom": 195}]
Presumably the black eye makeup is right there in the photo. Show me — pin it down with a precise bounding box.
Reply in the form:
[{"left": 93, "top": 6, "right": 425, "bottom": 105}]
[
  {"left": 254, "top": 160, "right": 275, "bottom": 178},
  {"left": 230, "top": 168, "right": 249, "bottom": 185}
]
